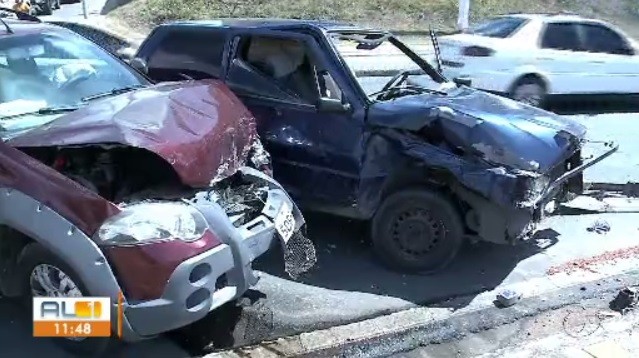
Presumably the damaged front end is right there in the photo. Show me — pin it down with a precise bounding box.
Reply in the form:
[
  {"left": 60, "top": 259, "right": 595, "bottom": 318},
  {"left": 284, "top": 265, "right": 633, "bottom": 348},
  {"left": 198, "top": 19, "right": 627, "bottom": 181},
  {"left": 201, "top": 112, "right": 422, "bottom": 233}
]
[
  {"left": 3, "top": 80, "right": 315, "bottom": 340},
  {"left": 370, "top": 89, "right": 619, "bottom": 245},
  {"left": 196, "top": 167, "right": 317, "bottom": 280}
]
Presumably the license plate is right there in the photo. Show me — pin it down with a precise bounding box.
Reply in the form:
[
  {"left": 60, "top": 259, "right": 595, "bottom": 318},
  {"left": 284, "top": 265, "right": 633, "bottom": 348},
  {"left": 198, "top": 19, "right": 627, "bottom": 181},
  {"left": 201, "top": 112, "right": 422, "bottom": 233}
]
[{"left": 274, "top": 202, "right": 295, "bottom": 243}]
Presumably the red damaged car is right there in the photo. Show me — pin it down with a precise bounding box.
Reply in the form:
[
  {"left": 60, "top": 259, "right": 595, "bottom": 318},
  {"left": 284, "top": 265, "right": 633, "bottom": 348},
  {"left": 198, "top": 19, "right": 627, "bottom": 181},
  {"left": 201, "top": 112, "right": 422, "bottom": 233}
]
[{"left": 0, "top": 17, "right": 315, "bottom": 355}]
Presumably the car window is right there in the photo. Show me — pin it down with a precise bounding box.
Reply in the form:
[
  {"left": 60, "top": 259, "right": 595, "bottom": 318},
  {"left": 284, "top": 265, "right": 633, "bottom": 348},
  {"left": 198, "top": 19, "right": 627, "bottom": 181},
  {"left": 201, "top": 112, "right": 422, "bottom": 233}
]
[
  {"left": 540, "top": 23, "right": 583, "bottom": 51},
  {"left": 147, "top": 28, "right": 226, "bottom": 81},
  {"left": 235, "top": 35, "right": 320, "bottom": 105},
  {"left": 469, "top": 17, "right": 527, "bottom": 38},
  {"left": 580, "top": 23, "right": 631, "bottom": 54}
]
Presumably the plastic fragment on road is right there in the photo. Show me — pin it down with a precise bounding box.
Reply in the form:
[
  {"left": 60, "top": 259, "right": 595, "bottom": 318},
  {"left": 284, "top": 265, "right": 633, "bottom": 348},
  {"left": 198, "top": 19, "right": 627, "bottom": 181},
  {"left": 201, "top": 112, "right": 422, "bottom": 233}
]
[
  {"left": 496, "top": 289, "right": 522, "bottom": 308},
  {"left": 587, "top": 220, "right": 611, "bottom": 234}
]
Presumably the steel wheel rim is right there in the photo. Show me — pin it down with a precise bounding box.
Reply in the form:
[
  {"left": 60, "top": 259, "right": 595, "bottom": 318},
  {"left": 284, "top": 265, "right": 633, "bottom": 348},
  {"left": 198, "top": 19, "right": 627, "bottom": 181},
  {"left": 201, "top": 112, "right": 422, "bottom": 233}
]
[
  {"left": 30, "top": 264, "right": 86, "bottom": 342},
  {"left": 390, "top": 208, "right": 446, "bottom": 260},
  {"left": 513, "top": 84, "right": 543, "bottom": 106}
]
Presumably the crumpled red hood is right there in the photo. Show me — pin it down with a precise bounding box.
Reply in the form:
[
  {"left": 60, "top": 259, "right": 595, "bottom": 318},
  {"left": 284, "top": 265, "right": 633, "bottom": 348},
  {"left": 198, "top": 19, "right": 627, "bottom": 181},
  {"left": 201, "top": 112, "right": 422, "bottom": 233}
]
[{"left": 8, "top": 79, "right": 258, "bottom": 187}]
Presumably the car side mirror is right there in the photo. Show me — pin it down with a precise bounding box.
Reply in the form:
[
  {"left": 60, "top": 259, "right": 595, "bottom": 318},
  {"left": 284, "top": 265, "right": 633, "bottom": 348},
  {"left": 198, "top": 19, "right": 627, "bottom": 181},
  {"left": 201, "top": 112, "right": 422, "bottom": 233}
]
[
  {"left": 129, "top": 57, "right": 148, "bottom": 75},
  {"left": 318, "top": 97, "right": 351, "bottom": 113},
  {"left": 453, "top": 77, "right": 472, "bottom": 87}
]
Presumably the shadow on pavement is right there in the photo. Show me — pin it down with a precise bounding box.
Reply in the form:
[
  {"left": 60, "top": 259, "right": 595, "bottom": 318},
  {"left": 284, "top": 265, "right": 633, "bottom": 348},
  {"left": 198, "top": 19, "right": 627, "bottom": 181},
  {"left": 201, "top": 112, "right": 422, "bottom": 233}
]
[
  {"left": 167, "top": 213, "right": 559, "bottom": 354},
  {"left": 254, "top": 212, "right": 559, "bottom": 308}
]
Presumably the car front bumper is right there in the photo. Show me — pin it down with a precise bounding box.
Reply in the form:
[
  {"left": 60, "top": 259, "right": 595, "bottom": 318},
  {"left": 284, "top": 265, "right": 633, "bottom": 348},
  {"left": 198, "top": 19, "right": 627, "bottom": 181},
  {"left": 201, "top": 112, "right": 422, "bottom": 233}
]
[
  {"left": 109, "top": 168, "right": 305, "bottom": 341},
  {"left": 453, "top": 140, "right": 619, "bottom": 245}
]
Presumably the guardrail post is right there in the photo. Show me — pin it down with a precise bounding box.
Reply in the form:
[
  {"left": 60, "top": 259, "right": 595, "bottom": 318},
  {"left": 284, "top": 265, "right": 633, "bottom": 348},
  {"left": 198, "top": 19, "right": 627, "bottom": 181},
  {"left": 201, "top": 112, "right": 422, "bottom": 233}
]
[
  {"left": 82, "top": 0, "right": 88, "bottom": 18},
  {"left": 457, "top": 0, "right": 469, "bottom": 32}
]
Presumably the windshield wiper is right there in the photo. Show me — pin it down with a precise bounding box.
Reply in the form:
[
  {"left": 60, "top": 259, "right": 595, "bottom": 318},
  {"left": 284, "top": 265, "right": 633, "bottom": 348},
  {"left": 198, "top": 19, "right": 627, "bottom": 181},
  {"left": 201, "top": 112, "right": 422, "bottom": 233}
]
[
  {"left": 0, "top": 106, "right": 79, "bottom": 120},
  {"left": 370, "top": 85, "right": 447, "bottom": 100},
  {"left": 81, "top": 85, "right": 146, "bottom": 102}
]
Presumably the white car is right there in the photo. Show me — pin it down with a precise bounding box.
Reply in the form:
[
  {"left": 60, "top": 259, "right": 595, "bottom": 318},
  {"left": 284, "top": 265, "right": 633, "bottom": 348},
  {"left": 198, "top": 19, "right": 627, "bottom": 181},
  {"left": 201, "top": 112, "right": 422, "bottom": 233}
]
[{"left": 436, "top": 13, "right": 639, "bottom": 107}]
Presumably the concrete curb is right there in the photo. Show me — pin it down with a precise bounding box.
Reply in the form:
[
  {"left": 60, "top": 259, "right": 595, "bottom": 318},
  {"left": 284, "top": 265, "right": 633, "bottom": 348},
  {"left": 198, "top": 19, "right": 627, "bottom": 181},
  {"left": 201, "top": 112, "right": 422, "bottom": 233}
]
[{"left": 205, "top": 269, "right": 639, "bottom": 358}]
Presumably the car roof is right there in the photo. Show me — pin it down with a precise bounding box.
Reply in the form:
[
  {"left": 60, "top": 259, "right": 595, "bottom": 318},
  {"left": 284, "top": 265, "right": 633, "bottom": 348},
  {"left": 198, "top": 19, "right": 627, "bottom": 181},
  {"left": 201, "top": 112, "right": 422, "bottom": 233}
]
[
  {"left": 502, "top": 13, "right": 608, "bottom": 24},
  {"left": 163, "top": 18, "right": 373, "bottom": 32}
]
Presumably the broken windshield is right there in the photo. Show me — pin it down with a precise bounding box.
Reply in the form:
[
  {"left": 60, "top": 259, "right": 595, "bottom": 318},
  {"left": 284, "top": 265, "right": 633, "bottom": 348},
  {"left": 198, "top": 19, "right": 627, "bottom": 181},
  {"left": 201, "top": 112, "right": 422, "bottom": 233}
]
[
  {"left": 329, "top": 32, "right": 449, "bottom": 100},
  {"left": 0, "top": 30, "right": 149, "bottom": 120}
]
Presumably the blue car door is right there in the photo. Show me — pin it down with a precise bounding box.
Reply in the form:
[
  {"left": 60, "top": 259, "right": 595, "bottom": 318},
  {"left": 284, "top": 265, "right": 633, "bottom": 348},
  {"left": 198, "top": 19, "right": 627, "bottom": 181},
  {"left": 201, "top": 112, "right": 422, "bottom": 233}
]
[{"left": 224, "top": 29, "right": 366, "bottom": 212}]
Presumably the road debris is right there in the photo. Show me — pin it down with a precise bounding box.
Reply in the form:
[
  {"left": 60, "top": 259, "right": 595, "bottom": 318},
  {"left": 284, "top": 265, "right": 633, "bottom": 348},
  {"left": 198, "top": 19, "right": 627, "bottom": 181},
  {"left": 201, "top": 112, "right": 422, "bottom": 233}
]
[
  {"left": 609, "top": 286, "right": 639, "bottom": 314},
  {"left": 548, "top": 245, "right": 639, "bottom": 275},
  {"left": 496, "top": 289, "right": 522, "bottom": 307},
  {"left": 587, "top": 219, "right": 611, "bottom": 234}
]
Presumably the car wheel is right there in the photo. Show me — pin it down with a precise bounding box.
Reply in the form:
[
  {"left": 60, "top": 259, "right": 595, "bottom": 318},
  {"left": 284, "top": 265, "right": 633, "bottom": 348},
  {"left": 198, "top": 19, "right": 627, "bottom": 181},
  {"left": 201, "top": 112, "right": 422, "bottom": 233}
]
[
  {"left": 40, "top": 1, "right": 53, "bottom": 15},
  {"left": 511, "top": 77, "right": 546, "bottom": 107},
  {"left": 18, "top": 243, "right": 112, "bottom": 357},
  {"left": 371, "top": 189, "right": 464, "bottom": 273}
]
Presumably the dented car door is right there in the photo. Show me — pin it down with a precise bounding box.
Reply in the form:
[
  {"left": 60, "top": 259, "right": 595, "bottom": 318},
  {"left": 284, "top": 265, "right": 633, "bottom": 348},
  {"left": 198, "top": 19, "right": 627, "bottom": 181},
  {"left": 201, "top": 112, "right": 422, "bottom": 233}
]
[{"left": 224, "top": 30, "right": 365, "bottom": 209}]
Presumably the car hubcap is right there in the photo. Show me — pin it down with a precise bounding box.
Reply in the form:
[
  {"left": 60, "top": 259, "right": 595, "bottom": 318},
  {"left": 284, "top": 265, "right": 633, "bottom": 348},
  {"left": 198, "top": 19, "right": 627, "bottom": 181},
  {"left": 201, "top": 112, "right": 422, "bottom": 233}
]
[
  {"left": 513, "top": 84, "right": 543, "bottom": 106},
  {"left": 391, "top": 208, "right": 445, "bottom": 258},
  {"left": 30, "top": 264, "right": 86, "bottom": 342}
]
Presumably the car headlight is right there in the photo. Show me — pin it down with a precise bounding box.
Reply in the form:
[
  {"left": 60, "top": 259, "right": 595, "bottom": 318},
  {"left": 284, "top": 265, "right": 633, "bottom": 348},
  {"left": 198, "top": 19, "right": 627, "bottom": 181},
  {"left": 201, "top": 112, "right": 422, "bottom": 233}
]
[{"left": 96, "top": 202, "right": 208, "bottom": 246}]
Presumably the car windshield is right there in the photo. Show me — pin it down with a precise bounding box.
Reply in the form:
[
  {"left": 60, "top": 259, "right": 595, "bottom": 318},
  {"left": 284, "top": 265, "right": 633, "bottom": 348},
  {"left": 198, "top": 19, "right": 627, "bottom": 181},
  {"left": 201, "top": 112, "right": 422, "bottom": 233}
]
[
  {"left": 0, "top": 30, "right": 149, "bottom": 120},
  {"left": 468, "top": 16, "right": 527, "bottom": 38},
  {"left": 329, "top": 32, "right": 452, "bottom": 100}
]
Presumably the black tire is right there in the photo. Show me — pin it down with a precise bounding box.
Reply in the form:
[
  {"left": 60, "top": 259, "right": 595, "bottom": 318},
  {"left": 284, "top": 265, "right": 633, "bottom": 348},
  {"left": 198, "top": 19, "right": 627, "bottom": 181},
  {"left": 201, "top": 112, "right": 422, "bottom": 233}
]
[
  {"left": 40, "top": 1, "right": 53, "bottom": 15},
  {"left": 510, "top": 76, "right": 547, "bottom": 108},
  {"left": 18, "top": 243, "right": 113, "bottom": 357},
  {"left": 371, "top": 189, "right": 464, "bottom": 273}
]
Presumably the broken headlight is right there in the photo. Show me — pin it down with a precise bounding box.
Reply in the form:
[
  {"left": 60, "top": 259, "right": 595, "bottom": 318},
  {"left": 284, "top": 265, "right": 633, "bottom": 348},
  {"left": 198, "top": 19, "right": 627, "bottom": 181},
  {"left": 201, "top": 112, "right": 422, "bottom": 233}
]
[{"left": 96, "top": 202, "right": 208, "bottom": 246}]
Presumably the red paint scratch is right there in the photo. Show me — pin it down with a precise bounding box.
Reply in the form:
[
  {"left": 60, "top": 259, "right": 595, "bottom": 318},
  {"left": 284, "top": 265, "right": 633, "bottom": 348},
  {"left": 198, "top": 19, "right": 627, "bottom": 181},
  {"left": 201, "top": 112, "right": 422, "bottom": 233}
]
[{"left": 547, "top": 245, "right": 639, "bottom": 275}]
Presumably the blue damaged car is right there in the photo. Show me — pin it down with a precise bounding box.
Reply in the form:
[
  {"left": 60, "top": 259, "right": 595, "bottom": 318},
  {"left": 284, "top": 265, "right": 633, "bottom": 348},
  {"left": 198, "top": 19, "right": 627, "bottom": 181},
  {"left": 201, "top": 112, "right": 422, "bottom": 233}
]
[{"left": 130, "top": 19, "right": 619, "bottom": 273}]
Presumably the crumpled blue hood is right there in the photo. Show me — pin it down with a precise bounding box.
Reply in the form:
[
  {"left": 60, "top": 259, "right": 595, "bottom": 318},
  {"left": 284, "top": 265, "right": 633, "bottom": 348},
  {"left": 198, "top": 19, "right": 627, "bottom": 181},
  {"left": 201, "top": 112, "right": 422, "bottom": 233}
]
[{"left": 368, "top": 86, "right": 586, "bottom": 173}]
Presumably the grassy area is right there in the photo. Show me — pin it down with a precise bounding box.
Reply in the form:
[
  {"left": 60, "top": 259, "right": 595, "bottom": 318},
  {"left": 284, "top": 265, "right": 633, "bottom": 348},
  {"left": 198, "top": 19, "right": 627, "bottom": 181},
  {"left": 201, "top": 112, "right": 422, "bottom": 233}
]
[{"left": 109, "top": 0, "right": 639, "bottom": 37}]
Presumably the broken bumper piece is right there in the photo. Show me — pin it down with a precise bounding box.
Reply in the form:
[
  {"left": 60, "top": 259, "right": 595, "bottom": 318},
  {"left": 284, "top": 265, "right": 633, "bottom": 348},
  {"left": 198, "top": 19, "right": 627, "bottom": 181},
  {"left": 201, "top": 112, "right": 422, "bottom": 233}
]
[
  {"left": 454, "top": 141, "right": 618, "bottom": 245},
  {"left": 529, "top": 140, "right": 619, "bottom": 208},
  {"left": 106, "top": 168, "right": 313, "bottom": 341}
]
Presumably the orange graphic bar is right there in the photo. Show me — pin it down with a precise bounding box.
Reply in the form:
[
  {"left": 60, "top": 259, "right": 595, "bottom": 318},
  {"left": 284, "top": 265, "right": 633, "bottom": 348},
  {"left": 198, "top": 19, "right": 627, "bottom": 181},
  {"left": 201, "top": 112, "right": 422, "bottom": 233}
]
[
  {"left": 34, "top": 321, "right": 111, "bottom": 337},
  {"left": 74, "top": 301, "right": 102, "bottom": 318},
  {"left": 117, "top": 290, "right": 123, "bottom": 339}
]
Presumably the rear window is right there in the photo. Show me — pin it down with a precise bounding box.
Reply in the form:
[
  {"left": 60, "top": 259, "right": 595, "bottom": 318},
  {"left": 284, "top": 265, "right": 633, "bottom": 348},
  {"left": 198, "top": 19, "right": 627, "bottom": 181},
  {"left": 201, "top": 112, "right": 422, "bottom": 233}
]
[
  {"left": 147, "top": 28, "right": 226, "bottom": 81},
  {"left": 469, "top": 17, "right": 527, "bottom": 38}
]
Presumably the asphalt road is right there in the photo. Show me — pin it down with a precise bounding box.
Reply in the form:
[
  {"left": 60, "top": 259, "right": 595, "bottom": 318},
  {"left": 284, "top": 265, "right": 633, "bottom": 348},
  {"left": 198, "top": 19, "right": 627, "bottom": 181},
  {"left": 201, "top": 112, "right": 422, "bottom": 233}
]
[{"left": 41, "top": 0, "right": 105, "bottom": 19}]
